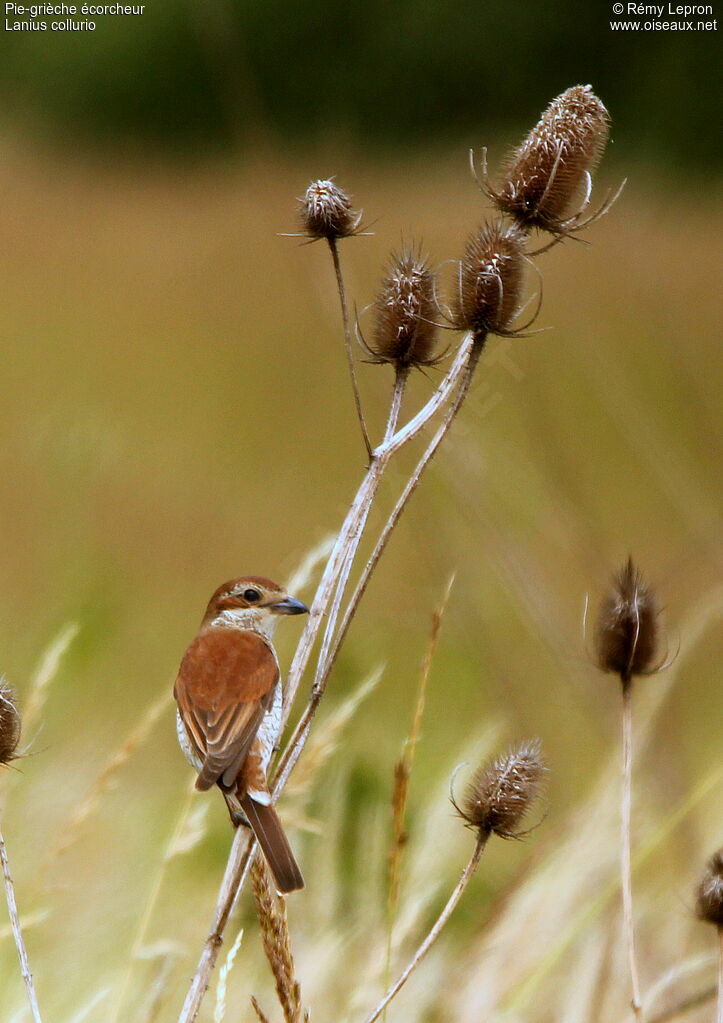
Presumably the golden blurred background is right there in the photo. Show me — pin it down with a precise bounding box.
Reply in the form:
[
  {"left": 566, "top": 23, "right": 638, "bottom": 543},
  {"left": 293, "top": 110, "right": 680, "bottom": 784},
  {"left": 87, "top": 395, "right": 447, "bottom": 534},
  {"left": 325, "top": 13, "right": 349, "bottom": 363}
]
[{"left": 0, "top": 9, "right": 721, "bottom": 1018}]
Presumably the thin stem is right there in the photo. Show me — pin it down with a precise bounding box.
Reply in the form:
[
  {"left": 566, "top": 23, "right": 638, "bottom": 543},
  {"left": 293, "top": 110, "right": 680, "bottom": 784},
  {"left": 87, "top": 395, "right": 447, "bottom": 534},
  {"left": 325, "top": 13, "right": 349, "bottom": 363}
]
[
  {"left": 376, "top": 332, "right": 475, "bottom": 458},
  {"left": 362, "top": 833, "right": 488, "bottom": 1023},
  {"left": 385, "top": 367, "right": 408, "bottom": 443},
  {"left": 328, "top": 237, "right": 372, "bottom": 461},
  {"left": 176, "top": 828, "right": 255, "bottom": 1023},
  {"left": 326, "top": 344, "right": 482, "bottom": 683},
  {"left": 621, "top": 686, "right": 643, "bottom": 1020},
  {"left": 313, "top": 368, "right": 408, "bottom": 688},
  {"left": 178, "top": 338, "right": 478, "bottom": 1023},
  {"left": 718, "top": 929, "right": 723, "bottom": 1023},
  {"left": 272, "top": 344, "right": 481, "bottom": 799},
  {"left": 383, "top": 577, "right": 454, "bottom": 1015},
  {"left": 0, "top": 825, "right": 44, "bottom": 1023},
  {"left": 280, "top": 332, "right": 473, "bottom": 730}
]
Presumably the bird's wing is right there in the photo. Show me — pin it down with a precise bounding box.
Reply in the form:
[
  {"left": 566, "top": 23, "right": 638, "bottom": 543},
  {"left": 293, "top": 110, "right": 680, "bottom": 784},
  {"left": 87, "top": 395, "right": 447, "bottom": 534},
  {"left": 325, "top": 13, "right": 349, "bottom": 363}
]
[{"left": 174, "top": 628, "right": 279, "bottom": 792}]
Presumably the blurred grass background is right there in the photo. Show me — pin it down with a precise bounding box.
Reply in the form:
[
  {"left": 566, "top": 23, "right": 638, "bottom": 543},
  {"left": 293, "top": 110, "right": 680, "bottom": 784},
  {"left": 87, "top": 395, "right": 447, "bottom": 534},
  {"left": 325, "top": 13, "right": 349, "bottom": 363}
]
[{"left": 0, "top": 3, "right": 721, "bottom": 1021}]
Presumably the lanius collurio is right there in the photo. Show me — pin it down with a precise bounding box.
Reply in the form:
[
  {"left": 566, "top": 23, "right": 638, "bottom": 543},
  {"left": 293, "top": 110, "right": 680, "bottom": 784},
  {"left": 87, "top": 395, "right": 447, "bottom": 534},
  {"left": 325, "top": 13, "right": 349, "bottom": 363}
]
[{"left": 174, "top": 576, "right": 308, "bottom": 894}]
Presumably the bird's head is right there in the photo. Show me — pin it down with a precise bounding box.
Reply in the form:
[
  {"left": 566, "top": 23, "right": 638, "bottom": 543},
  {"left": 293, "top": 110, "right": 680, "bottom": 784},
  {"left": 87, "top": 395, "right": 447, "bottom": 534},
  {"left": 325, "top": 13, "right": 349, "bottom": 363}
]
[{"left": 203, "top": 576, "right": 309, "bottom": 637}]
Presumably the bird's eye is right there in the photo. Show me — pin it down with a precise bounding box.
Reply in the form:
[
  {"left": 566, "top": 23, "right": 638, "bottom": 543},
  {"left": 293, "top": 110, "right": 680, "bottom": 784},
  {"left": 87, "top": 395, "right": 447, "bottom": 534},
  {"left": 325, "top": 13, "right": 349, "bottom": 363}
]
[{"left": 243, "top": 588, "right": 261, "bottom": 603}]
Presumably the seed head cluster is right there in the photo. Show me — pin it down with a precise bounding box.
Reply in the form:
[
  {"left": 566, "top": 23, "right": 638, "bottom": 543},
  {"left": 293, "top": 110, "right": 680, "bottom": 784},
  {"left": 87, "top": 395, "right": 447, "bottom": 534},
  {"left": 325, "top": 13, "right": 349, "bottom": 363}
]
[
  {"left": 459, "top": 740, "right": 545, "bottom": 840},
  {"left": 0, "top": 678, "right": 20, "bottom": 766},
  {"left": 596, "top": 557, "right": 660, "bottom": 689},
  {"left": 367, "top": 250, "right": 440, "bottom": 368},
  {"left": 299, "top": 179, "right": 360, "bottom": 241},
  {"left": 490, "top": 85, "right": 610, "bottom": 235},
  {"left": 453, "top": 222, "right": 527, "bottom": 340},
  {"left": 696, "top": 850, "right": 723, "bottom": 928}
]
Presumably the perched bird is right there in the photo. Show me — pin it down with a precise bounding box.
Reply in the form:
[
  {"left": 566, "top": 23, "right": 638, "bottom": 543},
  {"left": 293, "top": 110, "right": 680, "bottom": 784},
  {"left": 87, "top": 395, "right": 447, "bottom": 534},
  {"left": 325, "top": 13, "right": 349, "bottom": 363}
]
[{"left": 174, "top": 576, "right": 308, "bottom": 893}]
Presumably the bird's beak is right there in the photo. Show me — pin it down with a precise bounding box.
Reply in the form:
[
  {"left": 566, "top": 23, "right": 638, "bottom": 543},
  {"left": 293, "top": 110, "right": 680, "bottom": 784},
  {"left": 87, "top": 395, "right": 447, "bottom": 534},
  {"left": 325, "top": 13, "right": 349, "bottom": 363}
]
[{"left": 269, "top": 595, "right": 309, "bottom": 616}]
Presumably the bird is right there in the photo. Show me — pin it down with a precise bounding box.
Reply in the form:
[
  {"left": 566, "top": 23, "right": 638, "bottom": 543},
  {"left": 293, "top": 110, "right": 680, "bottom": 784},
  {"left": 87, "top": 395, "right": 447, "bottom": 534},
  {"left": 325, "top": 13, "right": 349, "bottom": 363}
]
[{"left": 174, "top": 576, "right": 308, "bottom": 894}]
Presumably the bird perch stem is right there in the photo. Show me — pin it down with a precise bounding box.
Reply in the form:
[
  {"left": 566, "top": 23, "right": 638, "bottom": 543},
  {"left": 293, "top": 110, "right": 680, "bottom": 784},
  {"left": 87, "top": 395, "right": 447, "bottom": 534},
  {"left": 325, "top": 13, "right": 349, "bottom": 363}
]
[{"left": 176, "top": 336, "right": 479, "bottom": 1023}]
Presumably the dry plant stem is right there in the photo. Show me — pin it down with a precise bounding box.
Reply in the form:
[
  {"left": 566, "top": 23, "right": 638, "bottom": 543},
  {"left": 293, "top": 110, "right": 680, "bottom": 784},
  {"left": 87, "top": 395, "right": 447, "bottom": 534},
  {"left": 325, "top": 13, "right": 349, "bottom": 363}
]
[
  {"left": 0, "top": 825, "right": 44, "bottom": 1023},
  {"left": 326, "top": 342, "right": 482, "bottom": 681},
  {"left": 281, "top": 330, "right": 474, "bottom": 729},
  {"left": 384, "top": 578, "right": 454, "bottom": 1011},
  {"left": 376, "top": 332, "right": 476, "bottom": 458},
  {"left": 362, "top": 833, "right": 488, "bottom": 1023},
  {"left": 621, "top": 686, "right": 643, "bottom": 1021},
  {"left": 312, "top": 367, "right": 408, "bottom": 685},
  {"left": 273, "top": 344, "right": 481, "bottom": 798},
  {"left": 178, "top": 339, "right": 476, "bottom": 1023},
  {"left": 718, "top": 930, "right": 723, "bottom": 1023},
  {"left": 328, "top": 237, "right": 373, "bottom": 461},
  {"left": 177, "top": 828, "right": 255, "bottom": 1023}
]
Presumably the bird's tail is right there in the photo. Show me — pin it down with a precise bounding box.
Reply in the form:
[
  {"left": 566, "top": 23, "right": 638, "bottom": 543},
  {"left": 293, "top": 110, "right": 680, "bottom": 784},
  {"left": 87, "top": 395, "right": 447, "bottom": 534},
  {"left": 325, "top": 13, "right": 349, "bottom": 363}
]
[{"left": 240, "top": 794, "right": 304, "bottom": 894}]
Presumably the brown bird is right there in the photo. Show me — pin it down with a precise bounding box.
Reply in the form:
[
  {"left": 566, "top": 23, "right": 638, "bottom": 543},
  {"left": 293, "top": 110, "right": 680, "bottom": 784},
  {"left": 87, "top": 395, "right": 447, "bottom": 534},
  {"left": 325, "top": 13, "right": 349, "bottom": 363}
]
[{"left": 174, "top": 576, "right": 308, "bottom": 894}]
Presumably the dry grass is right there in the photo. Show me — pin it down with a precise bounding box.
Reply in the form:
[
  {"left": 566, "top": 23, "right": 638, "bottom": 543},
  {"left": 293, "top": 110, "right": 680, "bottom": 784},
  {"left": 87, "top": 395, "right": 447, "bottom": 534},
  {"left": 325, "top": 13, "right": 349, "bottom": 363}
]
[
  {"left": 0, "top": 135, "right": 720, "bottom": 1022},
  {"left": 250, "top": 857, "right": 306, "bottom": 1023}
]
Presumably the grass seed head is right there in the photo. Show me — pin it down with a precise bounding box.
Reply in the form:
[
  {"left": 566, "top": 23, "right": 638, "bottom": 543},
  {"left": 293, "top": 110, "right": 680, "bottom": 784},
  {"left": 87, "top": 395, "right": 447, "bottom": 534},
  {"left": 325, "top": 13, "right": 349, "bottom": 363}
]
[
  {"left": 0, "top": 678, "right": 21, "bottom": 766},
  {"left": 460, "top": 740, "right": 545, "bottom": 840},
  {"left": 299, "top": 179, "right": 360, "bottom": 241},
  {"left": 491, "top": 85, "right": 609, "bottom": 234},
  {"left": 696, "top": 849, "right": 723, "bottom": 928},
  {"left": 596, "top": 557, "right": 660, "bottom": 689},
  {"left": 452, "top": 221, "right": 527, "bottom": 341},
  {"left": 368, "top": 249, "right": 440, "bottom": 368}
]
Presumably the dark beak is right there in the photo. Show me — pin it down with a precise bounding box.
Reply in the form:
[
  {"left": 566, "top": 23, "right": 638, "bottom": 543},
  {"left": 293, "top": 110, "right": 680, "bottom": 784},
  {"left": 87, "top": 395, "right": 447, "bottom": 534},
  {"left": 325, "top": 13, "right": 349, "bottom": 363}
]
[{"left": 270, "top": 595, "right": 309, "bottom": 616}]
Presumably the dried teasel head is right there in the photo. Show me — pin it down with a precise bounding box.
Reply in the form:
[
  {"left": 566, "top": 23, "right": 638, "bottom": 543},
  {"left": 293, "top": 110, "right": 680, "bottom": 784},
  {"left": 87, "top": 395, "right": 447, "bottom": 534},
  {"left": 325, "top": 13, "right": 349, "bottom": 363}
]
[
  {"left": 696, "top": 849, "right": 723, "bottom": 928},
  {"left": 299, "top": 179, "right": 361, "bottom": 242},
  {"left": 489, "top": 85, "right": 610, "bottom": 236},
  {"left": 0, "top": 678, "right": 21, "bottom": 766},
  {"left": 452, "top": 221, "right": 527, "bottom": 341},
  {"left": 457, "top": 740, "right": 545, "bottom": 840},
  {"left": 363, "top": 248, "right": 440, "bottom": 369},
  {"left": 596, "top": 557, "right": 661, "bottom": 690}
]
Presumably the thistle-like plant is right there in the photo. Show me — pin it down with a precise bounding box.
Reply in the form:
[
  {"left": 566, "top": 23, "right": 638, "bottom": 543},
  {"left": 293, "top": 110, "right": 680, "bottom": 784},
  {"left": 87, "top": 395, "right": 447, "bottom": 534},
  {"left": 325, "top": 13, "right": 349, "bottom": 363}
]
[
  {"left": 176, "top": 84, "right": 617, "bottom": 1023},
  {"left": 595, "top": 557, "right": 663, "bottom": 1021}
]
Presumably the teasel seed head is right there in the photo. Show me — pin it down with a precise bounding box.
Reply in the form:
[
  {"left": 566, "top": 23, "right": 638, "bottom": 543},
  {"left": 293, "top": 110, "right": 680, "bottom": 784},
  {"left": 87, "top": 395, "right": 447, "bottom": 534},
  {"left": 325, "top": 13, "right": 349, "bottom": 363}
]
[
  {"left": 596, "top": 557, "right": 661, "bottom": 690},
  {"left": 696, "top": 850, "right": 723, "bottom": 928},
  {"left": 452, "top": 221, "right": 527, "bottom": 341},
  {"left": 299, "top": 179, "right": 361, "bottom": 241},
  {"left": 365, "top": 248, "right": 440, "bottom": 369},
  {"left": 490, "top": 85, "right": 610, "bottom": 235},
  {"left": 0, "top": 678, "right": 21, "bottom": 766},
  {"left": 458, "top": 740, "right": 545, "bottom": 840}
]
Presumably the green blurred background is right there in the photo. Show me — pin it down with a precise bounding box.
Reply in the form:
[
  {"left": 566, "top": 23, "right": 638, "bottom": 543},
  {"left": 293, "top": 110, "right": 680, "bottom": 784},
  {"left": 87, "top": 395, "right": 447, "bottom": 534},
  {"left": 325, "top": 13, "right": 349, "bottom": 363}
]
[
  {"left": 0, "top": 3, "right": 721, "bottom": 1021},
  {"left": 1, "top": 0, "right": 721, "bottom": 166}
]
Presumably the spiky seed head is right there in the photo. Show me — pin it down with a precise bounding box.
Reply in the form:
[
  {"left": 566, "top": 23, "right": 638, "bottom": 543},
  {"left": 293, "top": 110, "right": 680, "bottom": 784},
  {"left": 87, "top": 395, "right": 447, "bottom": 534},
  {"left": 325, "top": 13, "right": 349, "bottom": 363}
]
[
  {"left": 0, "top": 678, "right": 20, "bottom": 766},
  {"left": 452, "top": 221, "right": 527, "bottom": 340},
  {"left": 596, "top": 557, "right": 660, "bottom": 689},
  {"left": 491, "top": 85, "right": 610, "bottom": 234},
  {"left": 299, "top": 179, "right": 360, "bottom": 241},
  {"left": 367, "top": 249, "right": 439, "bottom": 368},
  {"left": 460, "top": 740, "right": 545, "bottom": 840},
  {"left": 696, "top": 850, "right": 723, "bottom": 928}
]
